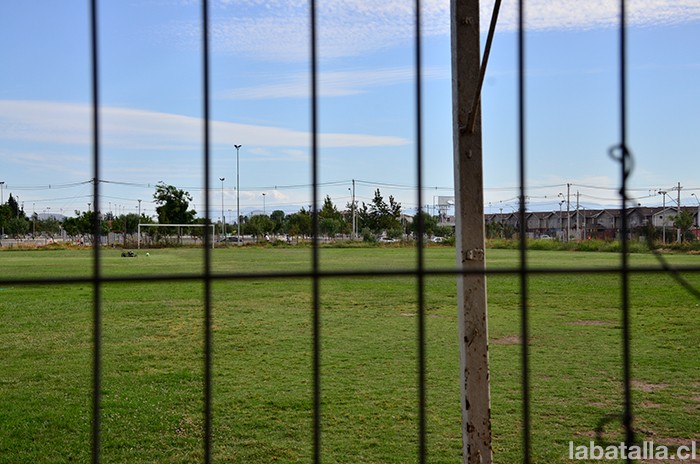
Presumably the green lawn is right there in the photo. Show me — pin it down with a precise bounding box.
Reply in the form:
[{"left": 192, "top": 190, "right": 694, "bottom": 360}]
[{"left": 0, "top": 247, "right": 698, "bottom": 463}]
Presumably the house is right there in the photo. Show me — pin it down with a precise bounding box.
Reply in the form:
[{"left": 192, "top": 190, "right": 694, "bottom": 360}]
[
  {"left": 526, "top": 212, "right": 550, "bottom": 238},
  {"left": 479, "top": 205, "right": 698, "bottom": 241},
  {"left": 651, "top": 208, "right": 676, "bottom": 228}
]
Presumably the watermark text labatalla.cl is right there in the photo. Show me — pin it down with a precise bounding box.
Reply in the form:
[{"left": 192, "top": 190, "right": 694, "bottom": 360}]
[{"left": 569, "top": 441, "right": 697, "bottom": 461}]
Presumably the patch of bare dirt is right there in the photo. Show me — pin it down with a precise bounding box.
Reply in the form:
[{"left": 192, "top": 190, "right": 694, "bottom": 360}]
[
  {"left": 569, "top": 320, "right": 611, "bottom": 326},
  {"left": 491, "top": 335, "right": 521, "bottom": 345},
  {"left": 631, "top": 380, "right": 669, "bottom": 393}
]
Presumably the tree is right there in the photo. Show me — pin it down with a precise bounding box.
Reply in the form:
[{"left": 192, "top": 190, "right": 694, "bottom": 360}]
[
  {"left": 0, "top": 204, "right": 10, "bottom": 235},
  {"left": 409, "top": 211, "right": 438, "bottom": 237},
  {"left": 247, "top": 214, "right": 273, "bottom": 239},
  {"left": 112, "top": 213, "right": 142, "bottom": 235},
  {"left": 319, "top": 218, "right": 341, "bottom": 238},
  {"left": 318, "top": 195, "right": 348, "bottom": 237},
  {"left": 672, "top": 210, "right": 694, "bottom": 242},
  {"left": 270, "top": 210, "right": 286, "bottom": 234},
  {"left": 286, "top": 209, "right": 311, "bottom": 241},
  {"left": 7, "top": 194, "right": 23, "bottom": 219},
  {"left": 63, "top": 210, "right": 108, "bottom": 243},
  {"left": 1, "top": 194, "right": 25, "bottom": 234},
  {"left": 433, "top": 225, "right": 454, "bottom": 238},
  {"left": 357, "top": 189, "right": 401, "bottom": 236},
  {"left": 6, "top": 217, "right": 29, "bottom": 238},
  {"left": 36, "top": 215, "right": 62, "bottom": 238},
  {"left": 153, "top": 182, "right": 196, "bottom": 224}
]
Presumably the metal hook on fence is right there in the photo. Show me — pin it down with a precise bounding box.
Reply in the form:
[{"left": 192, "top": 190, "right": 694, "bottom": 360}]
[
  {"left": 607, "top": 144, "right": 634, "bottom": 200},
  {"left": 609, "top": 144, "right": 700, "bottom": 299}
]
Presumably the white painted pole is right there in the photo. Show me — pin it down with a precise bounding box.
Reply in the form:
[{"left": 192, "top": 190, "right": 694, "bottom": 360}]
[{"left": 451, "top": 0, "right": 492, "bottom": 461}]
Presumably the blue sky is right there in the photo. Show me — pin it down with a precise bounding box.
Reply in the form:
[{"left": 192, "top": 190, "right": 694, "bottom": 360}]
[{"left": 0, "top": 0, "right": 699, "bottom": 220}]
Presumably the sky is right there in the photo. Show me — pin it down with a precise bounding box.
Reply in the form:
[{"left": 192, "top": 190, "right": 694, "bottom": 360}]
[{"left": 0, "top": 0, "right": 699, "bottom": 221}]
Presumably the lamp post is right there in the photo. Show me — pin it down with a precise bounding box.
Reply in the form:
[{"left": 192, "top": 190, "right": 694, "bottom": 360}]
[
  {"left": 220, "top": 177, "right": 226, "bottom": 239},
  {"left": 235, "top": 144, "right": 242, "bottom": 244},
  {"left": 350, "top": 179, "right": 356, "bottom": 239},
  {"left": 0, "top": 181, "right": 5, "bottom": 238},
  {"left": 262, "top": 192, "right": 266, "bottom": 215}
]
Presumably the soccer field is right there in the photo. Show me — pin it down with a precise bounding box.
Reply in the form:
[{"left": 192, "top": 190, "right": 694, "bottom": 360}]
[{"left": 0, "top": 247, "right": 698, "bottom": 463}]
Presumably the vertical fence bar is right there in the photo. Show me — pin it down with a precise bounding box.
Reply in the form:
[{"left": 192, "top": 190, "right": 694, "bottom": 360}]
[
  {"left": 201, "top": 1, "right": 214, "bottom": 462},
  {"left": 617, "top": 1, "right": 635, "bottom": 460},
  {"left": 517, "top": 1, "right": 531, "bottom": 463},
  {"left": 309, "top": 1, "right": 322, "bottom": 462},
  {"left": 89, "top": 1, "right": 102, "bottom": 462},
  {"left": 414, "top": 0, "right": 427, "bottom": 462}
]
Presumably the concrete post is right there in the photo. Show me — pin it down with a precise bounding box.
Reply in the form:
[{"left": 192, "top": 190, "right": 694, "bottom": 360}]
[{"left": 451, "top": 0, "right": 492, "bottom": 461}]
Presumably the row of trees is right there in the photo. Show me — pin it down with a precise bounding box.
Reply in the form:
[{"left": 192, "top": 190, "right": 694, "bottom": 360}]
[
  {"left": 231, "top": 190, "right": 452, "bottom": 241},
  {"left": 0, "top": 183, "right": 454, "bottom": 242},
  {"left": 149, "top": 182, "right": 451, "bottom": 240}
]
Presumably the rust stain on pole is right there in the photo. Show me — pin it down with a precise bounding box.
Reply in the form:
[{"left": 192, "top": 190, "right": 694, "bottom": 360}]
[{"left": 451, "top": 0, "right": 493, "bottom": 463}]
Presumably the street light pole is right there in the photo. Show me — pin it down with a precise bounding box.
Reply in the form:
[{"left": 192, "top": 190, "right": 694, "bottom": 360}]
[
  {"left": 220, "top": 177, "right": 226, "bottom": 239},
  {"left": 0, "top": 181, "right": 4, "bottom": 238},
  {"left": 262, "top": 192, "right": 266, "bottom": 215},
  {"left": 352, "top": 179, "right": 356, "bottom": 239},
  {"left": 235, "top": 144, "right": 242, "bottom": 244}
]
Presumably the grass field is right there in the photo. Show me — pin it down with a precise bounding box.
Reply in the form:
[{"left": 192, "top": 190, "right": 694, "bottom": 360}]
[{"left": 0, "top": 247, "right": 698, "bottom": 463}]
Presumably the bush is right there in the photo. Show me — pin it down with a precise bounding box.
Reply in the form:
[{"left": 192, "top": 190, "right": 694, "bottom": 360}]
[{"left": 361, "top": 227, "right": 376, "bottom": 243}]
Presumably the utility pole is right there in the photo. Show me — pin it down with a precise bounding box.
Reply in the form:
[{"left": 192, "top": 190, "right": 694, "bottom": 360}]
[
  {"left": 451, "top": 0, "right": 494, "bottom": 461},
  {"left": 659, "top": 190, "right": 667, "bottom": 243},
  {"left": 220, "top": 177, "right": 226, "bottom": 239},
  {"left": 576, "top": 191, "right": 580, "bottom": 241},
  {"left": 676, "top": 182, "right": 682, "bottom": 242},
  {"left": 567, "top": 183, "right": 571, "bottom": 242},
  {"left": 559, "top": 201, "right": 564, "bottom": 240},
  {"left": 692, "top": 193, "right": 700, "bottom": 233}
]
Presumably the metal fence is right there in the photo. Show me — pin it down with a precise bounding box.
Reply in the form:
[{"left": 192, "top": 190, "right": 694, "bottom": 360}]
[{"left": 2, "top": 1, "right": 699, "bottom": 463}]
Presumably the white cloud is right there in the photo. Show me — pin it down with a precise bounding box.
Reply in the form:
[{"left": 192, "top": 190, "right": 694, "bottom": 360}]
[
  {"left": 163, "top": 0, "right": 700, "bottom": 62},
  {"left": 0, "top": 148, "right": 90, "bottom": 178},
  {"left": 221, "top": 66, "right": 449, "bottom": 100},
  {"left": 0, "top": 100, "right": 409, "bottom": 154},
  {"left": 500, "top": 0, "right": 700, "bottom": 32}
]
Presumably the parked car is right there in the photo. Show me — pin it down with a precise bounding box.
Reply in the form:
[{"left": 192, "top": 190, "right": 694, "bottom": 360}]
[{"left": 219, "top": 236, "right": 243, "bottom": 243}]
